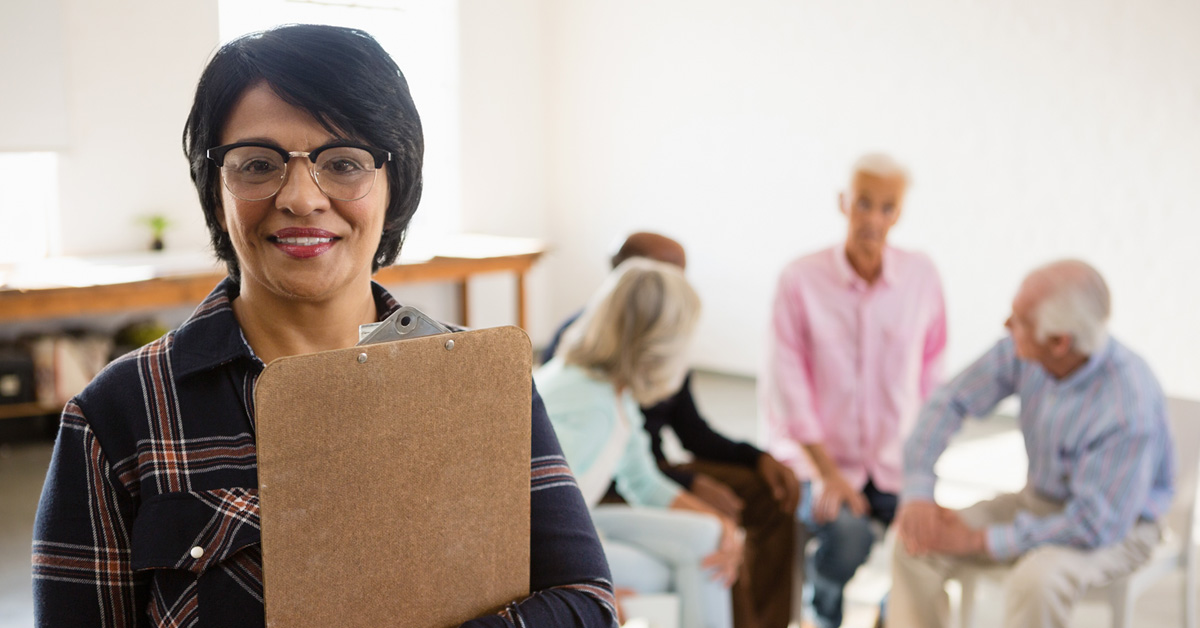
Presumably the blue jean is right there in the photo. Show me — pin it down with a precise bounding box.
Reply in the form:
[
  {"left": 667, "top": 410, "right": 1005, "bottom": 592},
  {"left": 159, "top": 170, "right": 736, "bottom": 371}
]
[
  {"left": 591, "top": 505, "right": 733, "bottom": 628},
  {"left": 798, "top": 479, "right": 897, "bottom": 628}
]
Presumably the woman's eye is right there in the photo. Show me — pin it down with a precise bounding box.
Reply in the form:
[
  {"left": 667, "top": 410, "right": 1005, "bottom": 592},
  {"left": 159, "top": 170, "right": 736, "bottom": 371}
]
[
  {"left": 329, "top": 159, "right": 365, "bottom": 173},
  {"left": 238, "top": 159, "right": 280, "bottom": 175}
]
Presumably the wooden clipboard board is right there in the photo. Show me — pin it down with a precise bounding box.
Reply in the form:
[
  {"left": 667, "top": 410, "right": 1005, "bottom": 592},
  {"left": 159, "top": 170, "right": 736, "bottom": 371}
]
[{"left": 254, "top": 326, "right": 532, "bottom": 628}]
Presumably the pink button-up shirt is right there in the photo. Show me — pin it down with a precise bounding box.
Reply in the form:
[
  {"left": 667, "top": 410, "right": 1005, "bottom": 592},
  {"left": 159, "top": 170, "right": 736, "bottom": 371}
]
[{"left": 761, "top": 245, "right": 946, "bottom": 494}]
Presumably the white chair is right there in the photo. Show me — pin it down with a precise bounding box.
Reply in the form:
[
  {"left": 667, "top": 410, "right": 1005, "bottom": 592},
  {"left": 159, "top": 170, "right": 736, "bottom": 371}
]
[
  {"left": 620, "top": 593, "right": 680, "bottom": 628},
  {"left": 955, "top": 396, "right": 1200, "bottom": 628}
]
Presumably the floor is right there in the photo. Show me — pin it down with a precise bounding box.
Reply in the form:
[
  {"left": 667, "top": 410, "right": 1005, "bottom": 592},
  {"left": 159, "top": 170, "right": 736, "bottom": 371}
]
[{"left": 1, "top": 371, "right": 1194, "bottom": 627}]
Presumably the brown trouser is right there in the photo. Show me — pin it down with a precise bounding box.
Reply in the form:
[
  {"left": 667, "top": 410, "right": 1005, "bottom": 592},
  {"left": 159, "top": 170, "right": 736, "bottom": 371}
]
[{"left": 679, "top": 460, "right": 797, "bottom": 628}]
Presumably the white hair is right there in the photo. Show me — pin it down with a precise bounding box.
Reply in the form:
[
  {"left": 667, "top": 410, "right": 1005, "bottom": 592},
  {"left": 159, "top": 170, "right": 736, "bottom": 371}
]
[
  {"left": 851, "top": 152, "right": 911, "bottom": 188},
  {"left": 561, "top": 258, "right": 701, "bottom": 405},
  {"left": 1029, "top": 259, "right": 1112, "bottom": 355}
]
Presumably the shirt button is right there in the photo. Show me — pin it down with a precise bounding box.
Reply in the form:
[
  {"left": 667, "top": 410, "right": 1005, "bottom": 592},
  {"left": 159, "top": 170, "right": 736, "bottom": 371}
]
[{"left": 190, "top": 546, "right": 205, "bottom": 559}]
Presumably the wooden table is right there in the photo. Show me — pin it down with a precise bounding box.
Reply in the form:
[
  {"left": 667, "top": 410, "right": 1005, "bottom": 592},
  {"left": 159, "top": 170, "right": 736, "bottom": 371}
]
[
  {"left": 0, "top": 253, "right": 542, "bottom": 327},
  {"left": 0, "top": 235, "right": 545, "bottom": 420}
]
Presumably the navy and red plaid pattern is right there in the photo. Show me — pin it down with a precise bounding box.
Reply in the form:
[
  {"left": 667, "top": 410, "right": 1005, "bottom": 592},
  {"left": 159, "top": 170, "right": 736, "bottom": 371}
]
[{"left": 34, "top": 278, "right": 616, "bottom": 628}]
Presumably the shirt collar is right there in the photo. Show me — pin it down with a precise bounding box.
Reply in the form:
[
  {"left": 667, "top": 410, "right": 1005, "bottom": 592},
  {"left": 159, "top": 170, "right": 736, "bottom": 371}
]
[
  {"left": 832, "top": 245, "right": 896, "bottom": 289},
  {"left": 171, "top": 277, "right": 403, "bottom": 378},
  {"left": 1051, "top": 336, "right": 1115, "bottom": 389}
]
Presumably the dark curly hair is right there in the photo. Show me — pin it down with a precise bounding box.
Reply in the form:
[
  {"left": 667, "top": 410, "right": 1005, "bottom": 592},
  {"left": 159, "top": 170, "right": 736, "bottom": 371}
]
[{"left": 182, "top": 24, "right": 424, "bottom": 281}]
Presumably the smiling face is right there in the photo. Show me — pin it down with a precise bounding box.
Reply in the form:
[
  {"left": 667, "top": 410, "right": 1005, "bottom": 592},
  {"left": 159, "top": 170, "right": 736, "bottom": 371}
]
[
  {"left": 840, "top": 172, "right": 906, "bottom": 257},
  {"left": 215, "top": 83, "right": 388, "bottom": 304}
]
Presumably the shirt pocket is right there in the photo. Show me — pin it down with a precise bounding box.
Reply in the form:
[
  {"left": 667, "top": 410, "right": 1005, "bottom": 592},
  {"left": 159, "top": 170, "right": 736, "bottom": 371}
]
[{"left": 131, "top": 487, "right": 261, "bottom": 574}]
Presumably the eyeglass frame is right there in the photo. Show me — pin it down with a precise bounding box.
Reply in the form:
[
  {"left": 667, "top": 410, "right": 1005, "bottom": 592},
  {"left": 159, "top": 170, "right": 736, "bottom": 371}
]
[{"left": 206, "top": 141, "right": 393, "bottom": 201}]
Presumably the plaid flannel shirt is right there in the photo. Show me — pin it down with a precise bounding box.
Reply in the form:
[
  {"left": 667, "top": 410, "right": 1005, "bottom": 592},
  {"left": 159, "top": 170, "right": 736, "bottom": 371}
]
[{"left": 32, "top": 278, "right": 616, "bottom": 628}]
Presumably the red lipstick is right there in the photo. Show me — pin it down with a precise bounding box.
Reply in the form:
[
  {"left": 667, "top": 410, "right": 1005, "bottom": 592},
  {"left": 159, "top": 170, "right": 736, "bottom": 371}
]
[{"left": 270, "top": 228, "right": 339, "bottom": 259}]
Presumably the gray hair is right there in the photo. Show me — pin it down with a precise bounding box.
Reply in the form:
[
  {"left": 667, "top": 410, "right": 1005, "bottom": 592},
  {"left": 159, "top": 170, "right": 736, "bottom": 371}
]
[
  {"left": 561, "top": 258, "right": 701, "bottom": 405},
  {"left": 851, "top": 152, "right": 911, "bottom": 188},
  {"left": 1029, "top": 259, "right": 1112, "bottom": 355}
]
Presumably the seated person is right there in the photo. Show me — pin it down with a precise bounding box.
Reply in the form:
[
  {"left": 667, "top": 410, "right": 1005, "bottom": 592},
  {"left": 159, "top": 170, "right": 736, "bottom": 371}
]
[
  {"left": 545, "top": 232, "right": 800, "bottom": 628},
  {"left": 890, "top": 259, "right": 1176, "bottom": 628},
  {"left": 32, "top": 24, "right": 615, "bottom": 628},
  {"left": 537, "top": 258, "right": 743, "bottom": 628},
  {"left": 760, "top": 154, "right": 946, "bottom": 628}
]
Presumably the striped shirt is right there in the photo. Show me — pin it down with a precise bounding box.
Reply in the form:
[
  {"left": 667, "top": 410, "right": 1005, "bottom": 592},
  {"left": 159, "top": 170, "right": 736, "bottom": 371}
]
[
  {"left": 32, "top": 278, "right": 616, "bottom": 628},
  {"left": 903, "top": 336, "right": 1176, "bottom": 561}
]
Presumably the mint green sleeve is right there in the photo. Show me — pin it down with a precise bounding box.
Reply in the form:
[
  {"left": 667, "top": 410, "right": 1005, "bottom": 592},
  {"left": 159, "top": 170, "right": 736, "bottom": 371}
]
[{"left": 611, "top": 400, "right": 682, "bottom": 508}]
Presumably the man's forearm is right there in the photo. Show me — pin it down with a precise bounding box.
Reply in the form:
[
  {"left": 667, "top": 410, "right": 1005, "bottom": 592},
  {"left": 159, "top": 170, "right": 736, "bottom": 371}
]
[{"left": 800, "top": 442, "right": 840, "bottom": 481}]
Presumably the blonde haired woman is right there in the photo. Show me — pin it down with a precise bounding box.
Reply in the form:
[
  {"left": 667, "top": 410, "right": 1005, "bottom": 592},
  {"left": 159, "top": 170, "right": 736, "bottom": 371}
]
[{"left": 535, "top": 258, "right": 742, "bottom": 628}]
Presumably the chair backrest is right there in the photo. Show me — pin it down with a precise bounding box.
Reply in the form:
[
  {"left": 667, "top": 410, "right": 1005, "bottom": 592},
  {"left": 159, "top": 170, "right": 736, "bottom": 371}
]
[{"left": 1164, "top": 397, "right": 1200, "bottom": 552}]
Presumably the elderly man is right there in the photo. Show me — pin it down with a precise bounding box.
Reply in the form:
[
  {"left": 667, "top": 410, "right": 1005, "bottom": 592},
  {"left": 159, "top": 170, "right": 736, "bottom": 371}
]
[
  {"left": 890, "top": 260, "right": 1175, "bottom": 628},
  {"left": 761, "top": 153, "right": 947, "bottom": 628},
  {"left": 545, "top": 232, "right": 801, "bottom": 628}
]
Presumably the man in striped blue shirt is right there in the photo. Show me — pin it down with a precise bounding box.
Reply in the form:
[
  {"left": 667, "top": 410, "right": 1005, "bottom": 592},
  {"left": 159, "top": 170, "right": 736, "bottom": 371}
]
[{"left": 888, "top": 259, "right": 1175, "bottom": 628}]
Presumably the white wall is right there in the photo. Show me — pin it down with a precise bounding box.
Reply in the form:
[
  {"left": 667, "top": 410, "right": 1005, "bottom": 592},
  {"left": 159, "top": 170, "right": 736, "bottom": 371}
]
[
  {"left": 0, "top": 0, "right": 70, "bottom": 150},
  {"left": 458, "top": 0, "right": 555, "bottom": 335},
  {"left": 511, "top": 0, "right": 1200, "bottom": 398},
  {"left": 54, "top": 0, "right": 218, "bottom": 255},
  {"left": 8, "top": 1, "right": 1199, "bottom": 398}
]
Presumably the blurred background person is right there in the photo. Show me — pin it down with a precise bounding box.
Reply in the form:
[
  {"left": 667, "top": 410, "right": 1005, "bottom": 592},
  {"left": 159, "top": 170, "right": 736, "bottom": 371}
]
[
  {"left": 891, "top": 259, "right": 1175, "bottom": 628},
  {"left": 761, "top": 153, "right": 947, "bottom": 628},
  {"left": 537, "top": 257, "right": 743, "bottom": 628},
  {"left": 545, "top": 231, "right": 800, "bottom": 628}
]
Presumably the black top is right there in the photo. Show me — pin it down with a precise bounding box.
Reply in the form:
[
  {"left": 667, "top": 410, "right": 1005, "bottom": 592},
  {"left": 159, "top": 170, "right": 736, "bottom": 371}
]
[{"left": 543, "top": 312, "right": 762, "bottom": 489}]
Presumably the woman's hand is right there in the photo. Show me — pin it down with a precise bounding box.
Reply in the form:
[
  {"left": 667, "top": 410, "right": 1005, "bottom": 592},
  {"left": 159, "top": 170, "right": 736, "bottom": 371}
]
[
  {"left": 700, "top": 515, "right": 744, "bottom": 587},
  {"left": 690, "top": 473, "right": 744, "bottom": 520},
  {"left": 669, "top": 490, "right": 746, "bottom": 587}
]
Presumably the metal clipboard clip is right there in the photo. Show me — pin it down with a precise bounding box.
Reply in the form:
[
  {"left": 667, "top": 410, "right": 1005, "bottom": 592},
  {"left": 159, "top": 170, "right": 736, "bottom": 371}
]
[{"left": 357, "top": 305, "right": 452, "bottom": 345}]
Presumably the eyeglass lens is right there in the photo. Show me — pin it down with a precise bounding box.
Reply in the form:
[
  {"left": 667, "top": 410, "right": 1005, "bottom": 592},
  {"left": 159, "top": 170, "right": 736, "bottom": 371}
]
[{"left": 220, "top": 146, "right": 380, "bottom": 201}]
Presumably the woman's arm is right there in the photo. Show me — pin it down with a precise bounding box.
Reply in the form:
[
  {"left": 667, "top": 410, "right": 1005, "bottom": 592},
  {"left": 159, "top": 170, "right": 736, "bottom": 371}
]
[
  {"left": 460, "top": 387, "right": 617, "bottom": 627},
  {"left": 33, "top": 400, "right": 148, "bottom": 627}
]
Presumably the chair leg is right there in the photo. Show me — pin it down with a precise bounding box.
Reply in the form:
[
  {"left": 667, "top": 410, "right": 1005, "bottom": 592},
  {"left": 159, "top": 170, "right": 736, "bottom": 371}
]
[
  {"left": 1108, "top": 586, "right": 1133, "bottom": 628},
  {"left": 959, "top": 576, "right": 977, "bottom": 628},
  {"left": 793, "top": 523, "right": 809, "bottom": 626},
  {"left": 1186, "top": 560, "right": 1197, "bottom": 628}
]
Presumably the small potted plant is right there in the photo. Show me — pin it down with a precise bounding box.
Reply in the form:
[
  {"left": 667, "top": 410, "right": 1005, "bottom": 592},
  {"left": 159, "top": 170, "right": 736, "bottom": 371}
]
[{"left": 139, "top": 214, "right": 171, "bottom": 251}]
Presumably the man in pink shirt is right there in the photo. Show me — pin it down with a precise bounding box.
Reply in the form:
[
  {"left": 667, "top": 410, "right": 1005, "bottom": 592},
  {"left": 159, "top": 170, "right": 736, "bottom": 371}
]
[{"left": 760, "top": 153, "right": 947, "bottom": 628}]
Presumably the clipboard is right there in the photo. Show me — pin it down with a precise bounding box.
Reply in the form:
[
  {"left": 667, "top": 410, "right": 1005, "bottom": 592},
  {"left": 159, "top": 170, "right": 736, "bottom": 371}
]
[{"left": 254, "top": 326, "right": 532, "bottom": 628}]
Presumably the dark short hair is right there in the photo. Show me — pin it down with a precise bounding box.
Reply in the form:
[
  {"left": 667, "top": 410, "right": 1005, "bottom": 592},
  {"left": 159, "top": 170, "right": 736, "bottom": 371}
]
[{"left": 182, "top": 24, "right": 424, "bottom": 280}]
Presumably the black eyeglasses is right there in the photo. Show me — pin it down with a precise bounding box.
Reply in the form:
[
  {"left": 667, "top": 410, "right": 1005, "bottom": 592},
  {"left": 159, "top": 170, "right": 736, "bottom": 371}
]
[{"left": 207, "top": 141, "right": 392, "bottom": 201}]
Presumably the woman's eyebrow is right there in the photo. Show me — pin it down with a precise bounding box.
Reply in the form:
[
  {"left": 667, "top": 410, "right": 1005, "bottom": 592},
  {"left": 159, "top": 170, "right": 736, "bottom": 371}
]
[
  {"left": 228, "top": 137, "right": 280, "bottom": 145},
  {"left": 227, "top": 137, "right": 348, "bottom": 148}
]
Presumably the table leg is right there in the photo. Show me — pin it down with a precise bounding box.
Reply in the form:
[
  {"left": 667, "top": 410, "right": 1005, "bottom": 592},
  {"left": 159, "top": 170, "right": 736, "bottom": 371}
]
[
  {"left": 516, "top": 273, "right": 528, "bottom": 330},
  {"left": 458, "top": 280, "right": 470, "bottom": 327}
]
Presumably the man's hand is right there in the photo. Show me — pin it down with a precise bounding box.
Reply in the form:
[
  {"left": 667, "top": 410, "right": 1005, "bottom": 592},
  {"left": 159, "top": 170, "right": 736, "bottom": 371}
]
[
  {"left": 928, "top": 509, "right": 988, "bottom": 556},
  {"left": 700, "top": 515, "right": 745, "bottom": 587},
  {"left": 756, "top": 453, "right": 801, "bottom": 515},
  {"left": 691, "top": 474, "right": 744, "bottom": 521},
  {"left": 813, "top": 471, "right": 868, "bottom": 524},
  {"left": 896, "top": 501, "right": 987, "bottom": 557},
  {"left": 895, "top": 500, "right": 945, "bottom": 555}
]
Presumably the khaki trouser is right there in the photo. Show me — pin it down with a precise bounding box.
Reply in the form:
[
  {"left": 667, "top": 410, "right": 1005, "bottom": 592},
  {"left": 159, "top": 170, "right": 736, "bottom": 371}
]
[{"left": 889, "top": 488, "right": 1160, "bottom": 628}]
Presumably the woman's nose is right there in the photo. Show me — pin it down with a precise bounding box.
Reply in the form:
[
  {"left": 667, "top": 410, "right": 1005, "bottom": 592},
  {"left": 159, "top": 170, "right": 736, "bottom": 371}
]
[{"left": 275, "top": 161, "right": 327, "bottom": 216}]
